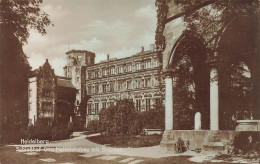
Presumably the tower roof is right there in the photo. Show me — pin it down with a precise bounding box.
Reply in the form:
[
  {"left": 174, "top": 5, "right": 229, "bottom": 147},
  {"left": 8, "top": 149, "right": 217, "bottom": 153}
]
[{"left": 66, "top": 49, "right": 95, "bottom": 56}]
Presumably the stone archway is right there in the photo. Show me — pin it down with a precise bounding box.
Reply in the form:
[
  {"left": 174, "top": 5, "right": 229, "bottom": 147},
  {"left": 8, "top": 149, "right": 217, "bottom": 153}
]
[
  {"left": 216, "top": 15, "right": 260, "bottom": 128},
  {"left": 165, "top": 30, "right": 210, "bottom": 130}
]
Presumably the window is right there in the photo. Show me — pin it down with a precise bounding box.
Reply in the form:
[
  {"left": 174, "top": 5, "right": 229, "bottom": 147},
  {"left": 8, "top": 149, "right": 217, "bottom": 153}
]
[
  {"left": 110, "top": 67, "right": 115, "bottom": 75},
  {"left": 118, "top": 81, "right": 122, "bottom": 91},
  {"left": 43, "top": 89, "right": 51, "bottom": 97},
  {"left": 136, "top": 99, "right": 141, "bottom": 111},
  {"left": 144, "top": 78, "right": 150, "bottom": 87},
  {"left": 95, "top": 103, "right": 99, "bottom": 114},
  {"left": 146, "top": 99, "right": 151, "bottom": 111},
  {"left": 102, "top": 102, "right": 106, "bottom": 109},
  {"left": 110, "top": 82, "right": 114, "bottom": 92},
  {"left": 144, "top": 60, "right": 151, "bottom": 69},
  {"left": 88, "top": 73, "right": 91, "bottom": 79},
  {"left": 102, "top": 69, "right": 107, "bottom": 76},
  {"left": 77, "top": 77, "right": 80, "bottom": 82},
  {"left": 95, "top": 71, "right": 99, "bottom": 77},
  {"left": 95, "top": 85, "right": 99, "bottom": 93},
  {"left": 87, "top": 104, "right": 92, "bottom": 115},
  {"left": 42, "top": 101, "right": 52, "bottom": 110},
  {"left": 118, "top": 66, "right": 123, "bottom": 74},
  {"left": 136, "top": 80, "right": 140, "bottom": 89},
  {"left": 102, "top": 84, "right": 107, "bottom": 93},
  {"left": 127, "top": 81, "right": 131, "bottom": 90},
  {"left": 154, "top": 60, "right": 159, "bottom": 67},
  {"left": 127, "top": 65, "right": 132, "bottom": 72},
  {"left": 154, "top": 78, "right": 159, "bottom": 86},
  {"left": 88, "top": 85, "right": 92, "bottom": 94},
  {"left": 76, "top": 101, "right": 80, "bottom": 105},
  {"left": 136, "top": 63, "right": 141, "bottom": 71}
]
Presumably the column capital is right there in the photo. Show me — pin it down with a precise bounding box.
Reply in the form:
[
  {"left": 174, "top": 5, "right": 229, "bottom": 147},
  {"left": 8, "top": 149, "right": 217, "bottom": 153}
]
[{"left": 162, "top": 67, "right": 173, "bottom": 78}]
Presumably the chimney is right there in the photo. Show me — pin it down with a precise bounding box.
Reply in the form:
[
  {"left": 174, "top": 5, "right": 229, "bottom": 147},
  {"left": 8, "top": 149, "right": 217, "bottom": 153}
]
[
  {"left": 107, "top": 54, "right": 110, "bottom": 61},
  {"left": 141, "top": 46, "right": 144, "bottom": 53}
]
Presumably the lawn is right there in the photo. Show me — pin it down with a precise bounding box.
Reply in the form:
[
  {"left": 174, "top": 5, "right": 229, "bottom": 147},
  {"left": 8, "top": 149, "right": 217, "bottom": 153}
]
[{"left": 87, "top": 134, "right": 162, "bottom": 148}]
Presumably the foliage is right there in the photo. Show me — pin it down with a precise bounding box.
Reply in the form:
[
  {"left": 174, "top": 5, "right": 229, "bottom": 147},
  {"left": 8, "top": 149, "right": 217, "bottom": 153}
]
[
  {"left": 99, "top": 99, "right": 137, "bottom": 136},
  {"left": 233, "top": 132, "right": 260, "bottom": 154},
  {"left": 0, "top": 0, "right": 53, "bottom": 44},
  {"left": 79, "top": 95, "right": 90, "bottom": 118},
  {"left": 86, "top": 119, "right": 100, "bottom": 133},
  {"left": 155, "top": 0, "right": 168, "bottom": 62},
  {"left": 174, "top": 138, "right": 187, "bottom": 153},
  {"left": 0, "top": 28, "right": 30, "bottom": 139},
  {"left": 28, "top": 121, "right": 52, "bottom": 140},
  {"left": 174, "top": 0, "right": 260, "bottom": 50},
  {"left": 51, "top": 124, "right": 70, "bottom": 140},
  {"left": 0, "top": 0, "right": 52, "bottom": 143},
  {"left": 88, "top": 134, "right": 162, "bottom": 148},
  {"left": 98, "top": 99, "right": 164, "bottom": 136}
]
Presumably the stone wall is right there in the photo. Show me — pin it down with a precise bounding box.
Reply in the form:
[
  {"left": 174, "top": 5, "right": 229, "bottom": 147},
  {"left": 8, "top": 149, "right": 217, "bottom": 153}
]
[{"left": 161, "top": 130, "right": 241, "bottom": 151}]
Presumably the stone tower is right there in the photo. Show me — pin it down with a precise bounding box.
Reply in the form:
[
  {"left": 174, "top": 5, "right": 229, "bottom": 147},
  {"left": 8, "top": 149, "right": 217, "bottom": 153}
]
[{"left": 64, "top": 50, "right": 95, "bottom": 115}]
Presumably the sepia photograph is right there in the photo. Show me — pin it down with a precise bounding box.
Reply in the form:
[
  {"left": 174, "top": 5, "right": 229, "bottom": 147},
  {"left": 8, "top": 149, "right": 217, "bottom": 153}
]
[{"left": 0, "top": 0, "right": 259, "bottom": 163}]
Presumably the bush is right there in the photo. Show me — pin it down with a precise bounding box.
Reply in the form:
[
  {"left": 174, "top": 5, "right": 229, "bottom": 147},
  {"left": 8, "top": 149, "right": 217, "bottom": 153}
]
[
  {"left": 98, "top": 99, "right": 165, "bottom": 136},
  {"left": 51, "top": 124, "right": 70, "bottom": 140},
  {"left": 174, "top": 138, "right": 187, "bottom": 153},
  {"left": 233, "top": 132, "right": 260, "bottom": 154},
  {"left": 87, "top": 120, "right": 100, "bottom": 133},
  {"left": 99, "top": 99, "right": 137, "bottom": 136},
  {"left": 28, "top": 121, "right": 51, "bottom": 140}
]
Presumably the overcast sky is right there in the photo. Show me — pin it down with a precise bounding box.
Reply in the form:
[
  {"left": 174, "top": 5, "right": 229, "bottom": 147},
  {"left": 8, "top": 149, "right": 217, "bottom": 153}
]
[{"left": 23, "top": 0, "right": 157, "bottom": 76}]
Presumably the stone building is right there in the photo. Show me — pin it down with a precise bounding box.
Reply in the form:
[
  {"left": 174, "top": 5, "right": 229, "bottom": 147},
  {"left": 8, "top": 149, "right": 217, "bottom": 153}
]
[
  {"left": 85, "top": 48, "right": 164, "bottom": 122},
  {"left": 63, "top": 50, "right": 95, "bottom": 116},
  {"left": 28, "top": 59, "right": 77, "bottom": 126},
  {"left": 63, "top": 46, "right": 164, "bottom": 123}
]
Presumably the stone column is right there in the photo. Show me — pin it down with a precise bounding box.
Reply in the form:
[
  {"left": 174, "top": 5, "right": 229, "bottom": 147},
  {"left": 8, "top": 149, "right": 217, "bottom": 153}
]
[
  {"left": 210, "top": 68, "right": 219, "bottom": 130},
  {"left": 165, "top": 75, "right": 173, "bottom": 130}
]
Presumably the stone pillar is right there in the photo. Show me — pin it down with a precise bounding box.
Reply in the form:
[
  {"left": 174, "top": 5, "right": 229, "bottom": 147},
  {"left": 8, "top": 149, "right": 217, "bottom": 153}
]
[
  {"left": 210, "top": 68, "right": 219, "bottom": 130},
  {"left": 194, "top": 112, "right": 201, "bottom": 130},
  {"left": 165, "top": 75, "right": 173, "bottom": 130}
]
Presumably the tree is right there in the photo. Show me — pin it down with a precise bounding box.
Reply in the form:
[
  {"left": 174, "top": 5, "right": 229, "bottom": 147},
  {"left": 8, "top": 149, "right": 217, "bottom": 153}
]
[
  {"left": 0, "top": 0, "right": 52, "bottom": 143},
  {"left": 0, "top": 0, "right": 52, "bottom": 44}
]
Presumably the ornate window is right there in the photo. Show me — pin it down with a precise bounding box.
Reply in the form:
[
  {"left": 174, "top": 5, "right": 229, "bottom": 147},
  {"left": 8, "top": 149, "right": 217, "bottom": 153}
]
[
  {"left": 136, "top": 99, "right": 141, "bottom": 111},
  {"left": 145, "top": 99, "right": 151, "bottom": 111}
]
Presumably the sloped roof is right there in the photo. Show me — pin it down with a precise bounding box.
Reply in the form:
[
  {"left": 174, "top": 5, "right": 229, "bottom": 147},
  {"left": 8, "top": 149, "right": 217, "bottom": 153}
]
[{"left": 56, "top": 76, "right": 75, "bottom": 89}]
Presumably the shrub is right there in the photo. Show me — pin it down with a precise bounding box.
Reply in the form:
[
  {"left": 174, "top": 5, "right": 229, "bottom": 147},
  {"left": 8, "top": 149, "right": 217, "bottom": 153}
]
[
  {"left": 28, "top": 121, "right": 51, "bottom": 140},
  {"left": 99, "top": 99, "right": 137, "bottom": 136},
  {"left": 98, "top": 99, "right": 165, "bottom": 136},
  {"left": 87, "top": 119, "right": 100, "bottom": 133},
  {"left": 174, "top": 138, "right": 187, "bottom": 153},
  {"left": 51, "top": 124, "right": 70, "bottom": 140},
  {"left": 233, "top": 132, "right": 260, "bottom": 154}
]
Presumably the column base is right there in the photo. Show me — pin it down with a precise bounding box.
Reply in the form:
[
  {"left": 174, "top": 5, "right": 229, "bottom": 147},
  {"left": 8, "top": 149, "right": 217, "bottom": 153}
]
[
  {"left": 160, "top": 130, "right": 176, "bottom": 152},
  {"left": 202, "top": 131, "right": 224, "bottom": 153}
]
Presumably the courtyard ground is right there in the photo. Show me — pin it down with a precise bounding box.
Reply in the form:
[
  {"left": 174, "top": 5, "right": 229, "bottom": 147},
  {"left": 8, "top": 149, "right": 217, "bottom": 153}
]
[{"left": 0, "top": 132, "right": 259, "bottom": 164}]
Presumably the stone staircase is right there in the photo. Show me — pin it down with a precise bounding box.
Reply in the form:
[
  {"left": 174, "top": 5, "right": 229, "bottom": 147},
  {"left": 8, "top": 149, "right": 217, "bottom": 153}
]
[{"left": 203, "top": 131, "right": 224, "bottom": 152}]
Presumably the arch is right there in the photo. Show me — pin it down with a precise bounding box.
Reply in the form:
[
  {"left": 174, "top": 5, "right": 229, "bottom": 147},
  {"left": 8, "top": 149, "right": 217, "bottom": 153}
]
[
  {"left": 216, "top": 14, "right": 260, "bottom": 121},
  {"left": 167, "top": 30, "right": 210, "bottom": 130},
  {"left": 167, "top": 30, "right": 207, "bottom": 68}
]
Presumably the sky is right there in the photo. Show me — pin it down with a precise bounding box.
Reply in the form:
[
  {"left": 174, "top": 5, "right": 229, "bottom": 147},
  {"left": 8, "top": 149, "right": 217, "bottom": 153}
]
[{"left": 23, "top": 0, "right": 157, "bottom": 76}]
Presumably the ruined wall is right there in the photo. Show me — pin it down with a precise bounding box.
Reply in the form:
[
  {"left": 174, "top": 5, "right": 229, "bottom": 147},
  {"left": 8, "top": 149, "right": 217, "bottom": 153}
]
[{"left": 162, "top": 1, "right": 186, "bottom": 69}]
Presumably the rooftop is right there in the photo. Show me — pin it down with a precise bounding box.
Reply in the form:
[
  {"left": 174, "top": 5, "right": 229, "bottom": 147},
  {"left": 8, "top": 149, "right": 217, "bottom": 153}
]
[
  {"left": 66, "top": 49, "right": 95, "bottom": 55},
  {"left": 56, "top": 76, "right": 75, "bottom": 88}
]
